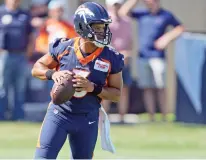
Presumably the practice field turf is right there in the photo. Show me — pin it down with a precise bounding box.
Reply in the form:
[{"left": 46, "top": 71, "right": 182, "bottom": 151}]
[{"left": 0, "top": 120, "right": 206, "bottom": 159}]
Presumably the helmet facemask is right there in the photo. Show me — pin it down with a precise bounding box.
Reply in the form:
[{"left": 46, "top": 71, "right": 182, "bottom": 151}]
[{"left": 86, "top": 22, "right": 112, "bottom": 48}]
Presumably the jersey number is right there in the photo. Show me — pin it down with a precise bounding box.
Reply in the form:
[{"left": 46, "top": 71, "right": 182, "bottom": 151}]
[{"left": 73, "top": 68, "right": 90, "bottom": 98}]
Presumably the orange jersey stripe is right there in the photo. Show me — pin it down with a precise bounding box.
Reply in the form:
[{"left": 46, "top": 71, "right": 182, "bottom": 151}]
[
  {"left": 74, "top": 37, "right": 103, "bottom": 66},
  {"left": 57, "top": 49, "right": 69, "bottom": 61}
]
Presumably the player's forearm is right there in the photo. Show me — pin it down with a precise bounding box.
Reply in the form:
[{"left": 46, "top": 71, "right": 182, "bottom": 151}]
[
  {"left": 98, "top": 87, "right": 121, "bottom": 102},
  {"left": 159, "top": 25, "right": 184, "bottom": 44},
  {"left": 118, "top": 0, "right": 139, "bottom": 17},
  {"left": 31, "top": 62, "right": 51, "bottom": 80}
]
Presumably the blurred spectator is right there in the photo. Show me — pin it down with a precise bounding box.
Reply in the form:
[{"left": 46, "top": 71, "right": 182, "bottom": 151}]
[
  {"left": 35, "top": 0, "right": 77, "bottom": 54},
  {"left": 0, "top": 0, "right": 34, "bottom": 120},
  {"left": 119, "top": 0, "right": 184, "bottom": 121},
  {"left": 103, "top": 0, "right": 133, "bottom": 124},
  {"left": 29, "top": 0, "right": 49, "bottom": 62},
  {"left": 30, "top": 0, "right": 49, "bottom": 29}
]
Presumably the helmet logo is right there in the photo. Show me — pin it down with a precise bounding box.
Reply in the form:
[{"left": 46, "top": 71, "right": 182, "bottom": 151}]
[{"left": 75, "top": 7, "right": 95, "bottom": 18}]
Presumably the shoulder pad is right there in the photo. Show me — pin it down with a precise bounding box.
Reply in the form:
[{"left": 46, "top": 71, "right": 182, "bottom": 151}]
[{"left": 52, "top": 38, "right": 70, "bottom": 48}]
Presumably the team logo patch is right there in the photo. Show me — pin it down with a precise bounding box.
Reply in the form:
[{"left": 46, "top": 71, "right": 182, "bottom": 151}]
[
  {"left": 94, "top": 59, "right": 110, "bottom": 72},
  {"left": 1, "top": 15, "right": 12, "bottom": 25}
]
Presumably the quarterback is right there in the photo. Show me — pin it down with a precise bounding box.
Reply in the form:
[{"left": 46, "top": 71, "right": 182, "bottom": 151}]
[{"left": 32, "top": 2, "right": 124, "bottom": 159}]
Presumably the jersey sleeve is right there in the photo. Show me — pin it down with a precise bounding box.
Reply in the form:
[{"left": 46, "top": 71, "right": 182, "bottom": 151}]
[
  {"left": 49, "top": 38, "right": 70, "bottom": 62},
  {"left": 168, "top": 12, "right": 181, "bottom": 27},
  {"left": 130, "top": 9, "right": 147, "bottom": 19},
  {"left": 109, "top": 48, "right": 124, "bottom": 74}
]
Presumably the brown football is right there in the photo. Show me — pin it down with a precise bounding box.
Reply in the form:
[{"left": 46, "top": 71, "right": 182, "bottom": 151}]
[{"left": 51, "top": 75, "right": 75, "bottom": 105}]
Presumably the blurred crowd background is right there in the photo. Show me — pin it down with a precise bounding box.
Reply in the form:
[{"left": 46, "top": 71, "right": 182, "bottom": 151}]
[{"left": 0, "top": 0, "right": 206, "bottom": 125}]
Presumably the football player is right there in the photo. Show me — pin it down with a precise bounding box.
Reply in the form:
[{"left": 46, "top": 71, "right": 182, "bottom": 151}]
[{"left": 32, "top": 2, "right": 124, "bottom": 159}]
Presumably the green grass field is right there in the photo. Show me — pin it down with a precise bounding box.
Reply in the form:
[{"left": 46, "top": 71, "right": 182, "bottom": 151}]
[{"left": 1, "top": 119, "right": 206, "bottom": 159}]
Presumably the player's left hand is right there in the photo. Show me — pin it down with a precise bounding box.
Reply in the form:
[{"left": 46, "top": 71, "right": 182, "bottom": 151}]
[
  {"left": 72, "top": 75, "right": 94, "bottom": 92},
  {"left": 154, "top": 38, "right": 169, "bottom": 50}
]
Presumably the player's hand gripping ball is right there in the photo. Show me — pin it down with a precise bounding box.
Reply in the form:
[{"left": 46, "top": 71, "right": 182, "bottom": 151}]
[
  {"left": 50, "top": 70, "right": 75, "bottom": 105},
  {"left": 72, "top": 75, "right": 94, "bottom": 92}
]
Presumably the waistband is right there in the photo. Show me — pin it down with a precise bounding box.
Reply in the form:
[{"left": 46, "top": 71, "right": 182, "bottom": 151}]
[
  {"left": 55, "top": 104, "right": 89, "bottom": 116},
  {"left": 50, "top": 102, "right": 100, "bottom": 117}
]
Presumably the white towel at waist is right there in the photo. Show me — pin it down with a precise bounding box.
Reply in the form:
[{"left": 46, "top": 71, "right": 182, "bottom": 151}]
[{"left": 99, "top": 106, "right": 116, "bottom": 153}]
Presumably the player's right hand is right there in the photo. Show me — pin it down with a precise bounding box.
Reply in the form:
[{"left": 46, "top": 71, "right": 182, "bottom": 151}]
[{"left": 52, "top": 70, "right": 73, "bottom": 85}]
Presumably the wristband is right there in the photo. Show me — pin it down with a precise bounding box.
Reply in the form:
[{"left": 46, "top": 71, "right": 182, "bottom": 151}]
[
  {"left": 91, "top": 84, "right": 103, "bottom": 95},
  {"left": 45, "top": 70, "right": 56, "bottom": 80}
]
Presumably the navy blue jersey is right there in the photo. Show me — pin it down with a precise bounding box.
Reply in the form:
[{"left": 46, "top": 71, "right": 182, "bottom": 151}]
[
  {"left": 49, "top": 37, "right": 124, "bottom": 113},
  {"left": 0, "top": 5, "right": 32, "bottom": 51},
  {"left": 131, "top": 8, "right": 181, "bottom": 59}
]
